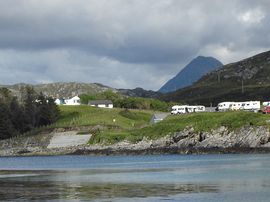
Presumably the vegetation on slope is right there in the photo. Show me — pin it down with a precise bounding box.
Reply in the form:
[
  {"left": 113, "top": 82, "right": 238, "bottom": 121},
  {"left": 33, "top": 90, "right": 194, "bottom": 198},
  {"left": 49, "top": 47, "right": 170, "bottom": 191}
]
[
  {"left": 126, "top": 111, "right": 269, "bottom": 142},
  {"left": 79, "top": 90, "right": 176, "bottom": 111},
  {"left": 52, "top": 106, "right": 270, "bottom": 145}
]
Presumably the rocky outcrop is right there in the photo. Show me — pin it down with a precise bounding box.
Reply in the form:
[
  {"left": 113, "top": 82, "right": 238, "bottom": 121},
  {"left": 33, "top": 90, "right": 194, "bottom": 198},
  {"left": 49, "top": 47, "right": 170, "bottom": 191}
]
[{"left": 1, "top": 126, "right": 270, "bottom": 156}]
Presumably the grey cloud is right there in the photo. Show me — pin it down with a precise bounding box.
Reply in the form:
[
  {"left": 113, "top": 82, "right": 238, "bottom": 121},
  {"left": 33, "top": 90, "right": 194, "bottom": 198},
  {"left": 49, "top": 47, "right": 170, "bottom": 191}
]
[{"left": 0, "top": 0, "right": 270, "bottom": 90}]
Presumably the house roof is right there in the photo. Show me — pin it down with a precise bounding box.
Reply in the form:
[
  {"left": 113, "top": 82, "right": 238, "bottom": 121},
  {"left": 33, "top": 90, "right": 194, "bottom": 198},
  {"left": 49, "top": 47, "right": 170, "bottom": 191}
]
[
  {"left": 152, "top": 113, "right": 169, "bottom": 120},
  {"left": 88, "top": 100, "right": 113, "bottom": 105}
]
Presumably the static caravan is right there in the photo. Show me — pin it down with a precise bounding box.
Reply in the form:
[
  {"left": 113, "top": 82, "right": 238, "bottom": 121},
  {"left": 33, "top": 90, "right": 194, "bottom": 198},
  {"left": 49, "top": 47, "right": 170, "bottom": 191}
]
[
  {"left": 171, "top": 105, "right": 189, "bottom": 114},
  {"left": 230, "top": 102, "right": 244, "bottom": 111},
  {"left": 187, "top": 105, "right": 206, "bottom": 113},
  {"left": 194, "top": 105, "right": 206, "bottom": 112},
  {"left": 216, "top": 102, "right": 234, "bottom": 111},
  {"left": 171, "top": 105, "right": 205, "bottom": 114},
  {"left": 240, "top": 101, "right": 260, "bottom": 112},
  {"left": 263, "top": 101, "right": 270, "bottom": 106}
]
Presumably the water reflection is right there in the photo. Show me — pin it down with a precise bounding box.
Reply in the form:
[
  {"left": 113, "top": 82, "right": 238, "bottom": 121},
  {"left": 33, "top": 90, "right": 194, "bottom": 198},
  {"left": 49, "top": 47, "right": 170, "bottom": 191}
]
[
  {"left": 1, "top": 154, "right": 270, "bottom": 201},
  {"left": 0, "top": 170, "right": 220, "bottom": 201}
]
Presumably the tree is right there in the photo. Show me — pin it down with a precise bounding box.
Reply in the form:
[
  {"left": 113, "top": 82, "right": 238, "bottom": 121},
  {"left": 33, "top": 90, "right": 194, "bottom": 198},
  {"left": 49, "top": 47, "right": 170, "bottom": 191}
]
[
  {"left": 9, "top": 97, "right": 27, "bottom": 134},
  {"left": 0, "top": 102, "right": 15, "bottom": 139},
  {"left": 22, "top": 86, "right": 38, "bottom": 130},
  {"left": 35, "top": 93, "right": 60, "bottom": 126}
]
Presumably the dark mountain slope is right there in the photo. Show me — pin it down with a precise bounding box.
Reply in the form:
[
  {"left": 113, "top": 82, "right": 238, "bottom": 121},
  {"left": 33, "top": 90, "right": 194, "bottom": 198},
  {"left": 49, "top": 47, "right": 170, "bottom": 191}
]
[
  {"left": 161, "top": 50, "right": 270, "bottom": 106},
  {"left": 159, "top": 56, "right": 223, "bottom": 93}
]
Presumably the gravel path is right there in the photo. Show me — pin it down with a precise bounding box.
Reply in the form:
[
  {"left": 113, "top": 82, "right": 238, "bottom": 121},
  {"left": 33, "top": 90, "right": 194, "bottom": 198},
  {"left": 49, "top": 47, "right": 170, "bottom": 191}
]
[{"left": 47, "top": 131, "right": 91, "bottom": 149}]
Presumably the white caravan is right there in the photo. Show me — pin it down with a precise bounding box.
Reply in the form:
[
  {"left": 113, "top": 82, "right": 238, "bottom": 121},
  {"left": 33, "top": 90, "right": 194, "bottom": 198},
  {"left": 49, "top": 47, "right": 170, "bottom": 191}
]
[
  {"left": 216, "top": 102, "right": 234, "bottom": 111},
  {"left": 230, "top": 102, "right": 245, "bottom": 111},
  {"left": 171, "top": 105, "right": 188, "bottom": 114},
  {"left": 240, "top": 101, "right": 260, "bottom": 112},
  {"left": 263, "top": 101, "right": 270, "bottom": 106},
  {"left": 187, "top": 105, "right": 206, "bottom": 112},
  {"left": 171, "top": 105, "right": 205, "bottom": 114}
]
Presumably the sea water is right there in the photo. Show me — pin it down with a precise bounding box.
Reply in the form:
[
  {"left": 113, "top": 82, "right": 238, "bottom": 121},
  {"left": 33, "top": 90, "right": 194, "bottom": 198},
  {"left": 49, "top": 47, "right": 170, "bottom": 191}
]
[{"left": 0, "top": 154, "right": 269, "bottom": 201}]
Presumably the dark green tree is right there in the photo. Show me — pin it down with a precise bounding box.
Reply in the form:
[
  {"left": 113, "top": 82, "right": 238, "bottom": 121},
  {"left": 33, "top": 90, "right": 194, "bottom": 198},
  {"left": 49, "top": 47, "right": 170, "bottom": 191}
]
[
  {"left": 9, "top": 97, "right": 27, "bottom": 133},
  {"left": 0, "top": 102, "right": 15, "bottom": 139},
  {"left": 22, "top": 86, "right": 38, "bottom": 130}
]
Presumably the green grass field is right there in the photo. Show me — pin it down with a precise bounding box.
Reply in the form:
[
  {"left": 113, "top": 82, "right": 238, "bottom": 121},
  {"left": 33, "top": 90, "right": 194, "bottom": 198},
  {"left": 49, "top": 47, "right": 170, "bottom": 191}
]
[
  {"left": 52, "top": 105, "right": 153, "bottom": 129},
  {"left": 51, "top": 106, "right": 270, "bottom": 145}
]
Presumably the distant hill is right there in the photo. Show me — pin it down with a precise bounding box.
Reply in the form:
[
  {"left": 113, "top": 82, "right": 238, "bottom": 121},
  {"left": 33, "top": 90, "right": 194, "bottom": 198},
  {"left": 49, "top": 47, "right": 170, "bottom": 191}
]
[
  {"left": 0, "top": 82, "right": 161, "bottom": 99},
  {"left": 118, "top": 87, "right": 161, "bottom": 98},
  {"left": 159, "top": 56, "right": 223, "bottom": 93},
  {"left": 0, "top": 82, "right": 115, "bottom": 98},
  {"left": 161, "top": 50, "right": 270, "bottom": 106}
]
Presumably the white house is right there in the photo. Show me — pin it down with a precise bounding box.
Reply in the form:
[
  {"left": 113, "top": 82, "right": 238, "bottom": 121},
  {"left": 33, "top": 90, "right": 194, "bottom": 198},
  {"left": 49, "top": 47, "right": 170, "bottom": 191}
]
[
  {"left": 54, "top": 98, "right": 65, "bottom": 105},
  {"left": 88, "top": 100, "right": 113, "bottom": 108},
  {"left": 64, "top": 96, "right": 81, "bottom": 105}
]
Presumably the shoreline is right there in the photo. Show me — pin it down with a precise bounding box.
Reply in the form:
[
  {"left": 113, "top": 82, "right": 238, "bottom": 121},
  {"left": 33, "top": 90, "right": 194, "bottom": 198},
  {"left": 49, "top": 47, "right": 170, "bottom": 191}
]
[
  {"left": 1, "top": 125, "right": 270, "bottom": 157},
  {"left": 2, "top": 146, "right": 270, "bottom": 157}
]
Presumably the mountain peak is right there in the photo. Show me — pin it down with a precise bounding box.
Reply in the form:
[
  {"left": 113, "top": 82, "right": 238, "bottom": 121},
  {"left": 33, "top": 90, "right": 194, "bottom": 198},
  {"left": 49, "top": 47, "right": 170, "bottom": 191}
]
[
  {"left": 159, "top": 56, "right": 223, "bottom": 93},
  {"left": 161, "top": 49, "right": 270, "bottom": 106}
]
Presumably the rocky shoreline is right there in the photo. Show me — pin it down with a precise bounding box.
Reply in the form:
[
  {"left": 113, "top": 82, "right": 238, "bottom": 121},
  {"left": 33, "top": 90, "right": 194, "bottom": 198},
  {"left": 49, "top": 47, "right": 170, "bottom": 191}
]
[{"left": 1, "top": 126, "right": 270, "bottom": 156}]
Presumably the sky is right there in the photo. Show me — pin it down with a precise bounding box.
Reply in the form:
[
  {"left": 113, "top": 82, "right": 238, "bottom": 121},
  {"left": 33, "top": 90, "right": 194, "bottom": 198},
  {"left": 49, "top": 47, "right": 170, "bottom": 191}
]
[{"left": 0, "top": 0, "right": 269, "bottom": 90}]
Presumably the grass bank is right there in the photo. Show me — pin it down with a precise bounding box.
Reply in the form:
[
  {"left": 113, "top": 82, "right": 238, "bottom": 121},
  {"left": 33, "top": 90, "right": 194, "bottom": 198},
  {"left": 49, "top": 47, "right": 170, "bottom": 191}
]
[
  {"left": 51, "top": 105, "right": 153, "bottom": 130},
  {"left": 50, "top": 106, "right": 270, "bottom": 145}
]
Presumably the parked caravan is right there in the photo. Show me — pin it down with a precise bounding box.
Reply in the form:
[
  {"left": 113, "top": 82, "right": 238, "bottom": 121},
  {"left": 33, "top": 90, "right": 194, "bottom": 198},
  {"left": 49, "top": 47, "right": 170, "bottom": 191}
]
[
  {"left": 230, "top": 102, "right": 244, "bottom": 111},
  {"left": 187, "top": 105, "right": 206, "bottom": 112},
  {"left": 171, "top": 105, "right": 205, "bottom": 114},
  {"left": 171, "top": 105, "right": 189, "bottom": 114},
  {"left": 216, "top": 102, "right": 234, "bottom": 111},
  {"left": 263, "top": 101, "right": 270, "bottom": 106},
  {"left": 240, "top": 101, "right": 260, "bottom": 112}
]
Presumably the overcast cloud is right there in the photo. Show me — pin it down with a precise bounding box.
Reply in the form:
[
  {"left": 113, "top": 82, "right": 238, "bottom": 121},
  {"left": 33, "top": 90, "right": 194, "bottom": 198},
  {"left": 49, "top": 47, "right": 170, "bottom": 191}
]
[{"left": 0, "top": 0, "right": 269, "bottom": 90}]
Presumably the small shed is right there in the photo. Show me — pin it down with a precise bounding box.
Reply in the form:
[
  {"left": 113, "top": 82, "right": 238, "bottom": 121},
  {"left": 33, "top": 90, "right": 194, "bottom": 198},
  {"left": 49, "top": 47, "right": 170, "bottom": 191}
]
[
  {"left": 88, "top": 100, "right": 113, "bottom": 108},
  {"left": 150, "top": 113, "right": 169, "bottom": 124}
]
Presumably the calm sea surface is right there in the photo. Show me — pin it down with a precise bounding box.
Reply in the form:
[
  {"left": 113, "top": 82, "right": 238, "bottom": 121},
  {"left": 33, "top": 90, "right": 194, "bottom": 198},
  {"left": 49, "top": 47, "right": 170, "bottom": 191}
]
[{"left": 0, "top": 154, "right": 270, "bottom": 201}]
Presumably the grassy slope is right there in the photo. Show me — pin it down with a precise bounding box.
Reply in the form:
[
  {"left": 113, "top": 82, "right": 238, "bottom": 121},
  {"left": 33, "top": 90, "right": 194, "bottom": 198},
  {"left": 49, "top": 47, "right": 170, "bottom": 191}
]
[
  {"left": 53, "top": 105, "right": 153, "bottom": 129},
  {"left": 51, "top": 106, "right": 270, "bottom": 145}
]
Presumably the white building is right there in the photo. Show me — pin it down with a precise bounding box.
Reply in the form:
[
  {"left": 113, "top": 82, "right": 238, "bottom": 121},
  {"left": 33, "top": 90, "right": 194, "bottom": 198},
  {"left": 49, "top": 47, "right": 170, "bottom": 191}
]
[
  {"left": 64, "top": 96, "right": 81, "bottom": 105},
  {"left": 55, "top": 98, "right": 63, "bottom": 105},
  {"left": 88, "top": 100, "right": 113, "bottom": 108}
]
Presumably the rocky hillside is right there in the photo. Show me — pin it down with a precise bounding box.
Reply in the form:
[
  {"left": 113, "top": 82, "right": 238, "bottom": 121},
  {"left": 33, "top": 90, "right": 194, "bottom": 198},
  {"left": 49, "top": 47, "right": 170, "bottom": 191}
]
[
  {"left": 0, "top": 82, "right": 161, "bottom": 99},
  {"left": 159, "top": 56, "right": 222, "bottom": 93},
  {"left": 162, "top": 50, "right": 270, "bottom": 105},
  {"left": 0, "top": 82, "right": 115, "bottom": 98}
]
